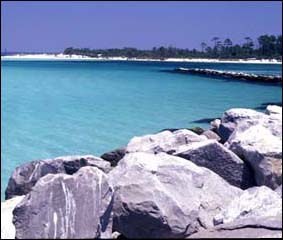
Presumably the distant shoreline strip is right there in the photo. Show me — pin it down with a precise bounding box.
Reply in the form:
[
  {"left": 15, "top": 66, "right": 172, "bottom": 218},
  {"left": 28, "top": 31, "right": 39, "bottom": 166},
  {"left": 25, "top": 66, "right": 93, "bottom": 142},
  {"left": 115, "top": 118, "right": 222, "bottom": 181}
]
[{"left": 1, "top": 54, "right": 282, "bottom": 64}]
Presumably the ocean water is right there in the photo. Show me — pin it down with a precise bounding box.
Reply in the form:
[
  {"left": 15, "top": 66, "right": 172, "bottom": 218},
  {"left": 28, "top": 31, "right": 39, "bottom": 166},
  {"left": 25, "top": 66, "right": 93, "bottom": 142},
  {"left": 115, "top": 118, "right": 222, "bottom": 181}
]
[{"left": 1, "top": 60, "right": 282, "bottom": 200}]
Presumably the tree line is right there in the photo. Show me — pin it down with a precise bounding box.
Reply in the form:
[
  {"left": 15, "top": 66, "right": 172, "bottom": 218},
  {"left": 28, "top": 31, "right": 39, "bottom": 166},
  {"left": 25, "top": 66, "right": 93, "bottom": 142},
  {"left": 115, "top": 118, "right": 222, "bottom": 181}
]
[{"left": 63, "top": 34, "right": 282, "bottom": 60}]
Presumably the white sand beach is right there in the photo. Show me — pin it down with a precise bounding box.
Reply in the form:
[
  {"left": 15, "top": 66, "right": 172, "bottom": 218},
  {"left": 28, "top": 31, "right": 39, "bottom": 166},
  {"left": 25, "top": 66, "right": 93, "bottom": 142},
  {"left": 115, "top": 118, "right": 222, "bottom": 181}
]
[{"left": 1, "top": 53, "right": 282, "bottom": 64}]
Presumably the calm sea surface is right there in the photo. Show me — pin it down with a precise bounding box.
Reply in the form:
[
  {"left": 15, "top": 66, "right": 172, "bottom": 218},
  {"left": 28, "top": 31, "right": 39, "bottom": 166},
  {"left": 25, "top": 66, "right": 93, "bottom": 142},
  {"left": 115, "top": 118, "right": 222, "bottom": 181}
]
[{"left": 1, "top": 60, "right": 282, "bottom": 200}]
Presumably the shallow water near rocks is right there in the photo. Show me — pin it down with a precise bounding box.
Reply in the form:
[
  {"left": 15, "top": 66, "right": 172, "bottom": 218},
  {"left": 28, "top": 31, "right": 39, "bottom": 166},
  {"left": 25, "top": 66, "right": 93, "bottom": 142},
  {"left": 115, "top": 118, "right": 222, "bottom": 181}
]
[{"left": 1, "top": 60, "right": 282, "bottom": 200}]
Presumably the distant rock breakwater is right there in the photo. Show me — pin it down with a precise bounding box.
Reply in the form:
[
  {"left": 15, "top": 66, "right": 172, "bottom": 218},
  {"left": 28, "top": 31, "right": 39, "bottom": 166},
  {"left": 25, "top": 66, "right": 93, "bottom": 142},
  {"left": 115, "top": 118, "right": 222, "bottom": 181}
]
[
  {"left": 1, "top": 105, "right": 282, "bottom": 238},
  {"left": 173, "top": 67, "right": 282, "bottom": 84}
]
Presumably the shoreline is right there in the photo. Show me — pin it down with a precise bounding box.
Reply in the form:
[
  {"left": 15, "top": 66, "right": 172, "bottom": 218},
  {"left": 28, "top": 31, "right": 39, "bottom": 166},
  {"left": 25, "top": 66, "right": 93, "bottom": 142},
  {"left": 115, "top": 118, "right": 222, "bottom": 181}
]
[{"left": 1, "top": 53, "right": 282, "bottom": 64}]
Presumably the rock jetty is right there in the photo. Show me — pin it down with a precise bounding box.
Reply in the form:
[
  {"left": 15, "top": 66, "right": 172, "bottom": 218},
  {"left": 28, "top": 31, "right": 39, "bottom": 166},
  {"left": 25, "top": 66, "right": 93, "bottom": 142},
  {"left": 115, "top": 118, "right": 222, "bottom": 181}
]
[
  {"left": 1, "top": 105, "right": 282, "bottom": 238},
  {"left": 173, "top": 68, "right": 282, "bottom": 84}
]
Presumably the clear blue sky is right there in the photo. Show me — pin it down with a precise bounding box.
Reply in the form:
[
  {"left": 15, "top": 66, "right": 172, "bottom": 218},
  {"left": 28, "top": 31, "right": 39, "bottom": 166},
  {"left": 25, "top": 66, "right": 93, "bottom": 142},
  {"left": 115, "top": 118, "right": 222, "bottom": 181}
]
[{"left": 1, "top": 1, "right": 282, "bottom": 52}]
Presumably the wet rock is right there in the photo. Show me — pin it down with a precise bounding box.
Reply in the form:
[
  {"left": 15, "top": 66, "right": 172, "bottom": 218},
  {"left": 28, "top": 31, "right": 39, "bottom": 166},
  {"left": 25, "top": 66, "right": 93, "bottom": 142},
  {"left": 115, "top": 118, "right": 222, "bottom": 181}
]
[
  {"left": 188, "top": 127, "right": 205, "bottom": 135},
  {"left": 101, "top": 147, "right": 126, "bottom": 167},
  {"left": 158, "top": 128, "right": 180, "bottom": 133}
]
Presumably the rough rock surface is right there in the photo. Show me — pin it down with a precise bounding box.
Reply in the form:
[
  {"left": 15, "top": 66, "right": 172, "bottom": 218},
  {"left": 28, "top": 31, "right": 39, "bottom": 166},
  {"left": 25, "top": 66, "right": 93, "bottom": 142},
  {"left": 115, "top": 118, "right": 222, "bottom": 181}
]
[
  {"left": 189, "top": 216, "right": 282, "bottom": 238},
  {"left": 174, "top": 140, "right": 255, "bottom": 189},
  {"left": 13, "top": 166, "right": 114, "bottom": 239},
  {"left": 101, "top": 147, "right": 126, "bottom": 167},
  {"left": 275, "top": 185, "right": 282, "bottom": 197},
  {"left": 210, "top": 119, "right": 221, "bottom": 131},
  {"left": 5, "top": 155, "right": 111, "bottom": 200},
  {"left": 126, "top": 129, "right": 207, "bottom": 154},
  {"left": 266, "top": 105, "right": 282, "bottom": 115},
  {"left": 188, "top": 127, "right": 205, "bottom": 135},
  {"left": 1, "top": 196, "right": 25, "bottom": 239},
  {"left": 223, "top": 106, "right": 282, "bottom": 189},
  {"left": 218, "top": 108, "right": 266, "bottom": 142},
  {"left": 173, "top": 68, "right": 282, "bottom": 84},
  {"left": 201, "top": 130, "right": 221, "bottom": 142},
  {"left": 214, "top": 186, "right": 282, "bottom": 225},
  {"left": 109, "top": 152, "right": 242, "bottom": 238},
  {"left": 226, "top": 124, "right": 282, "bottom": 189}
]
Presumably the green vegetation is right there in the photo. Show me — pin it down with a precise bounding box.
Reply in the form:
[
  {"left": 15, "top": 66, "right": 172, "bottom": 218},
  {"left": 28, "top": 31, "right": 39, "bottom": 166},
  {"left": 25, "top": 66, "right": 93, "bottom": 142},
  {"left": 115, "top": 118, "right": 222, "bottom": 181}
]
[{"left": 64, "top": 34, "right": 282, "bottom": 60}]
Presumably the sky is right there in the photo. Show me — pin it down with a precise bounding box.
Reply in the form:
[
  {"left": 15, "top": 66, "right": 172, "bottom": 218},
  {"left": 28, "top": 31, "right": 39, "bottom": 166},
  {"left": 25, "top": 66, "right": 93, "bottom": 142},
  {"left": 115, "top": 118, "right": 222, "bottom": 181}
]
[{"left": 1, "top": 1, "right": 282, "bottom": 52}]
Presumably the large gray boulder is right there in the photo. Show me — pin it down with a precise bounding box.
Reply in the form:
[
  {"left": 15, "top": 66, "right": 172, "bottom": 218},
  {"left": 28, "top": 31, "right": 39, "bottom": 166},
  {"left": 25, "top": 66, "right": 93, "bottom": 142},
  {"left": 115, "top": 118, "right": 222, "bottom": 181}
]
[
  {"left": 1, "top": 196, "right": 25, "bottom": 239},
  {"left": 218, "top": 108, "right": 266, "bottom": 142},
  {"left": 13, "top": 166, "right": 114, "bottom": 239},
  {"left": 126, "top": 129, "right": 207, "bottom": 154},
  {"left": 174, "top": 140, "right": 256, "bottom": 189},
  {"left": 223, "top": 105, "right": 282, "bottom": 189},
  {"left": 5, "top": 155, "right": 111, "bottom": 200},
  {"left": 226, "top": 124, "right": 282, "bottom": 189},
  {"left": 214, "top": 186, "right": 282, "bottom": 225},
  {"left": 189, "top": 216, "right": 282, "bottom": 238},
  {"left": 109, "top": 152, "right": 242, "bottom": 238}
]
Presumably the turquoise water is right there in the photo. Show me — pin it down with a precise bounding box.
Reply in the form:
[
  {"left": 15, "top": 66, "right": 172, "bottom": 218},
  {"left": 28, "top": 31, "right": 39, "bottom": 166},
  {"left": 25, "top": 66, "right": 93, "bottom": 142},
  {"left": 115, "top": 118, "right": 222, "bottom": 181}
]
[{"left": 1, "top": 60, "right": 282, "bottom": 200}]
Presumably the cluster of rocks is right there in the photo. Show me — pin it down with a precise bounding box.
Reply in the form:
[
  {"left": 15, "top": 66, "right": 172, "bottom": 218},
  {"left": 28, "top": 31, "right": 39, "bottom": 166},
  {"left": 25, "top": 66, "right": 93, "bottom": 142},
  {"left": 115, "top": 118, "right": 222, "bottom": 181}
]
[
  {"left": 1, "top": 105, "right": 282, "bottom": 238},
  {"left": 173, "top": 68, "right": 282, "bottom": 84}
]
